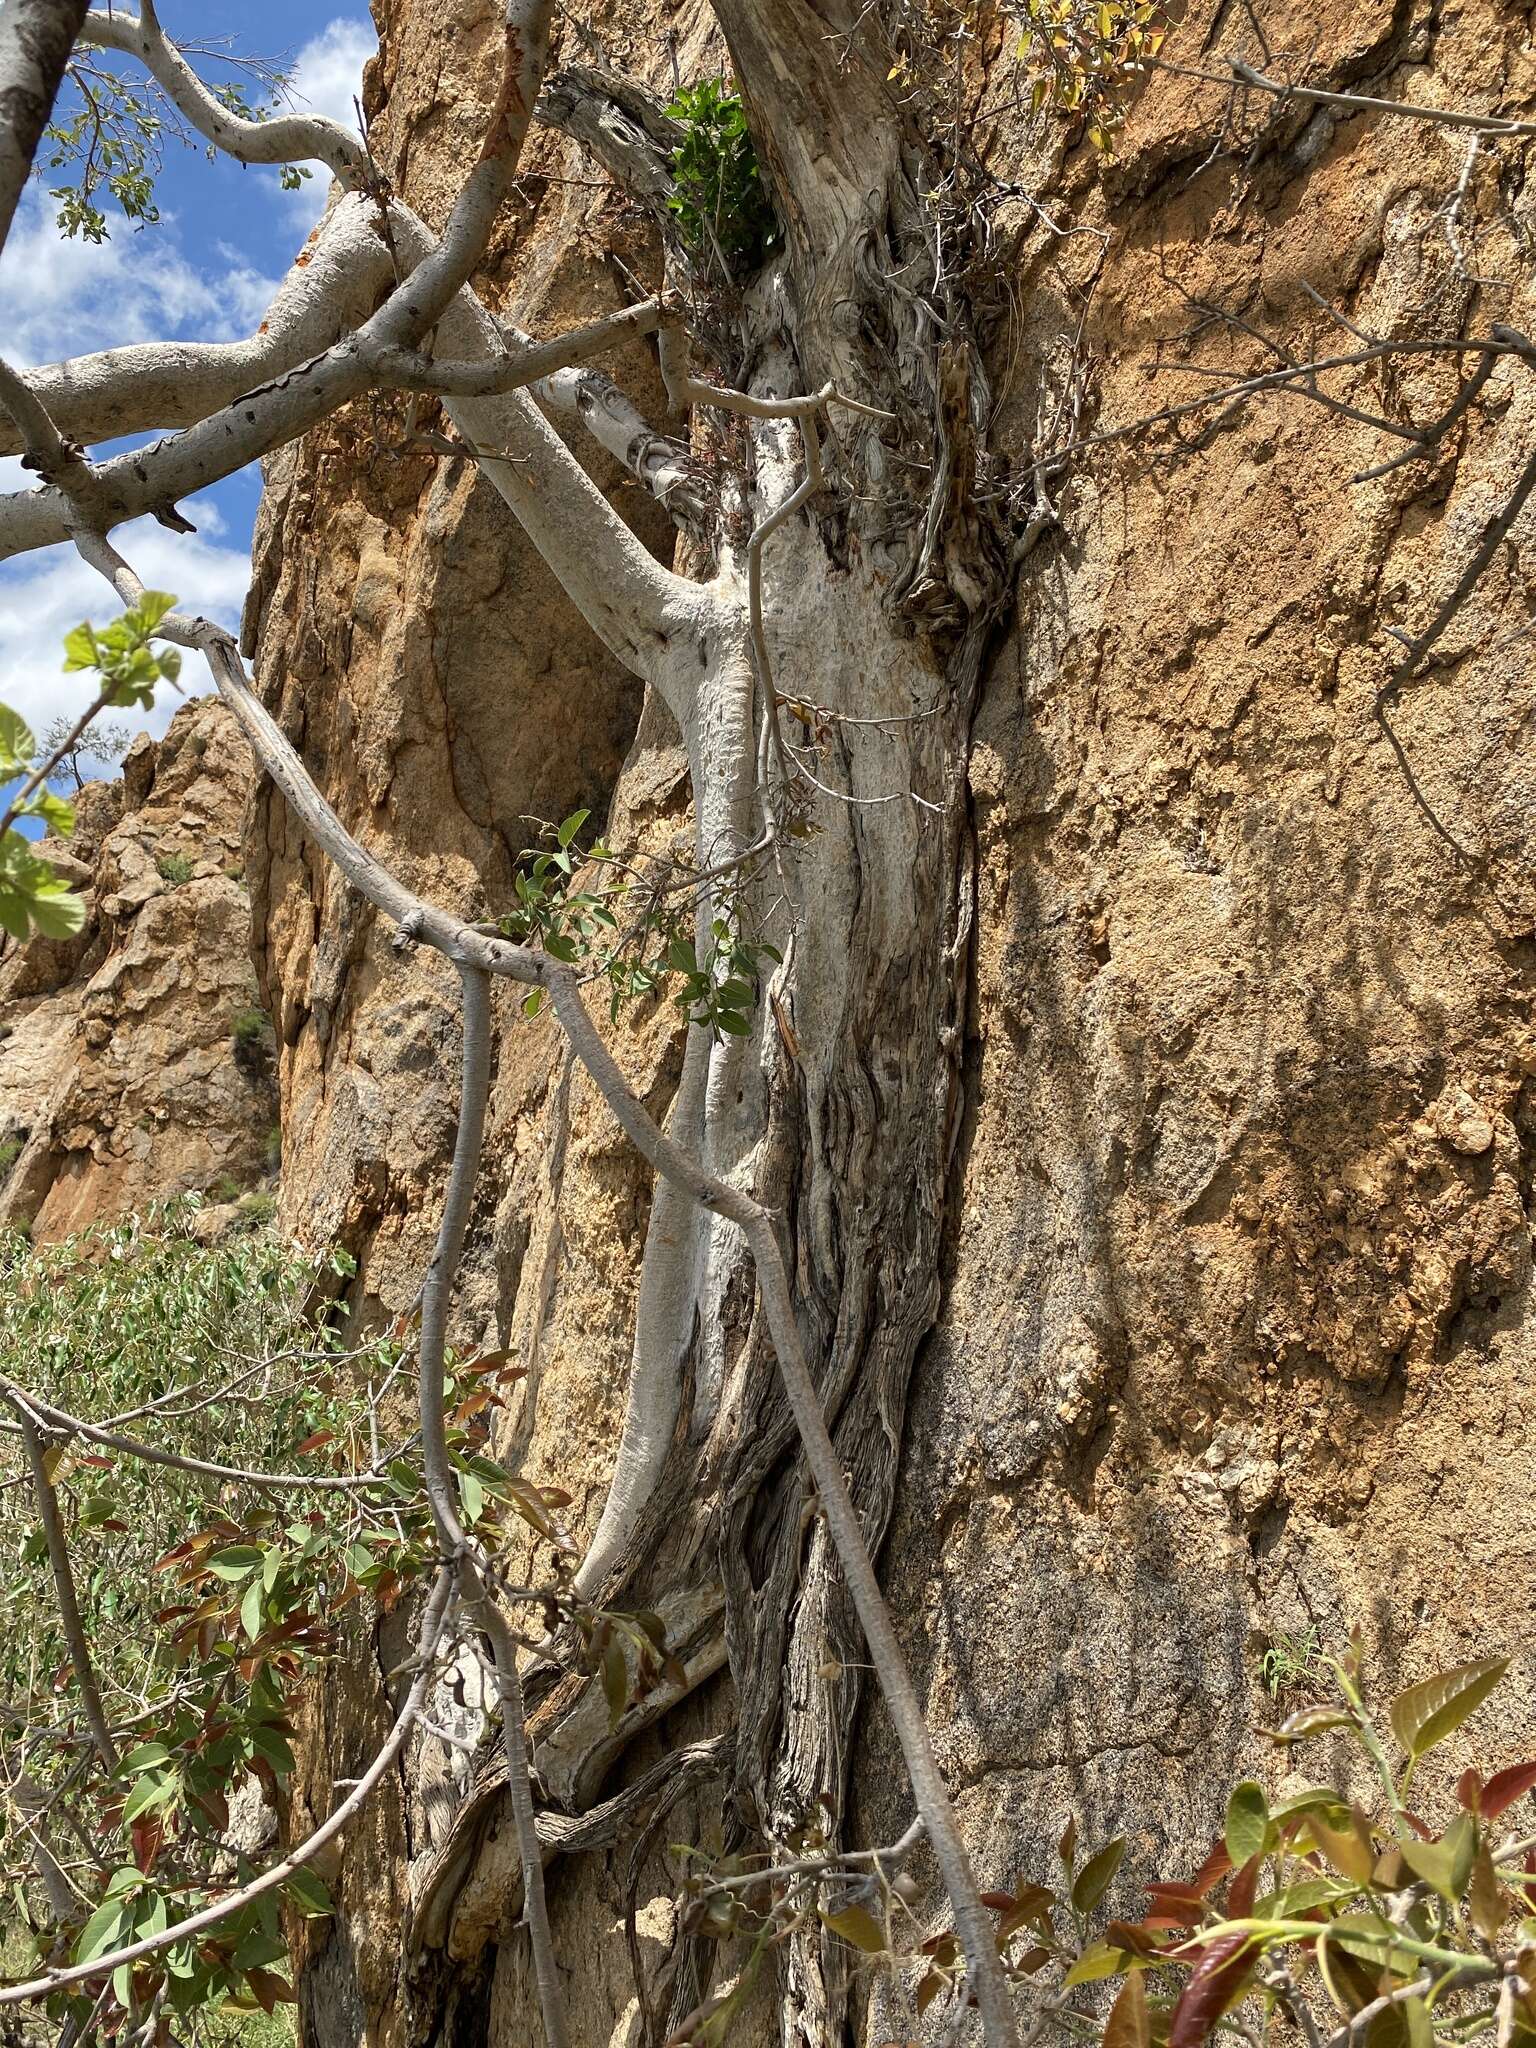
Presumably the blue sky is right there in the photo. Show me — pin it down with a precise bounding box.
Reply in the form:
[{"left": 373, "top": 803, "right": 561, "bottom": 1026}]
[{"left": 0, "top": 2, "right": 377, "bottom": 763}]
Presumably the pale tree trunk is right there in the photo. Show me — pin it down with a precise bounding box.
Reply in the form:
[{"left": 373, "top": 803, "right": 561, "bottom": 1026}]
[{"left": 246, "top": 0, "right": 1536, "bottom": 2043}]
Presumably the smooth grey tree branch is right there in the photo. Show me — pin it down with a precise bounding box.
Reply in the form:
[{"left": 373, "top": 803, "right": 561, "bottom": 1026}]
[
  {"left": 79, "top": 2, "right": 370, "bottom": 182},
  {"left": 0, "top": 0, "right": 92, "bottom": 258}
]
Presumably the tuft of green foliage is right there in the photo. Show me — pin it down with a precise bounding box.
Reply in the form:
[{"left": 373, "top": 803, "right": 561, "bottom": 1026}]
[
  {"left": 666, "top": 79, "right": 780, "bottom": 274},
  {"left": 1, "top": 600, "right": 181, "bottom": 940},
  {"left": 63, "top": 589, "right": 183, "bottom": 711},
  {"left": 499, "top": 810, "right": 780, "bottom": 1040},
  {"left": 0, "top": 1134, "right": 21, "bottom": 1180},
  {"left": 1259, "top": 1624, "right": 1324, "bottom": 1700},
  {"left": 157, "top": 852, "right": 197, "bottom": 887},
  {"left": 44, "top": 53, "right": 309, "bottom": 242},
  {"left": 231, "top": 1006, "right": 272, "bottom": 1048},
  {"left": 0, "top": 1210, "right": 574, "bottom": 2034}
]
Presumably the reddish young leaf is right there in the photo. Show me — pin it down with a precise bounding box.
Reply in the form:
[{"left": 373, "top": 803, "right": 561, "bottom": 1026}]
[
  {"left": 1105, "top": 1968, "right": 1152, "bottom": 2048},
  {"left": 131, "top": 1813, "right": 165, "bottom": 1876},
  {"left": 1188, "top": 1840, "right": 1233, "bottom": 1897},
  {"left": 1168, "top": 1933, "right": 1254, "bottom": 2048},
  {"left": 462, "top": 1349, "right": 514, "bottom": 1375},
  {"left": 246, "top": 1970, "right": 297, "bottom": 2014},
  {"left": 191, "top": 1787, "right": 230, "bottom": 1832},
  {"left": 1227, "top": 1854, "right": 1261, "bottom": 1920},
  {"left": 1457, "top": 1768, "right": 1484, "bottom": 1813},
  {"left": 1143, "top": 1883, "right": 1207, "bottom": 1929},
  {"left": 1480, "top": 1761, "right": 1536, "bottom": 1820},
  {"left": 292, "top": 1431, "right": 335, "bottom": 1456},
  {"left": 1104, "top": 1921, "right": 1170, "bottom": 1960}
]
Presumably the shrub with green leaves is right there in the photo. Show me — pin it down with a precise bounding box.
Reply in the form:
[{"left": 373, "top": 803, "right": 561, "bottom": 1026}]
[
  {"left": 0, "top": 1207, "right": 655, "bottom": 2036},
  {"left": 666, "top": 79, "right": 780, "bottom": 274},
  {"left": 679, "top": 1637, "right": 1536, "bottom": 2044},
  {"left": 231, "top": 1007, "right": 271, "bottom": 1048}
]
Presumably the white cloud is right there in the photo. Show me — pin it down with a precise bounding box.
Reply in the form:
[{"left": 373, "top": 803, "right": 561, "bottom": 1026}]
[
  {"left": 281, "top": 19, "right": 376, "bottom": 225},
  {"left": 0, "top": 514, "right": 251, "bottom": 750},
  {"left": 0, "top": 188, "right": 282, "bottom": 369}
]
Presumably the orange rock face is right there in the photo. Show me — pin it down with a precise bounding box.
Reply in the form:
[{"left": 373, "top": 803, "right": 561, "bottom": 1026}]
[{"left": 0, "top": 698, "right": 275, "bottom": 1238}]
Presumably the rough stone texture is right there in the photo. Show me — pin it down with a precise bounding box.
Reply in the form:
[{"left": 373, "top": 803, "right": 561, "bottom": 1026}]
[
  {"left": 0, "top": 698, "right": 276, "bottom": 1238},
  {"left": 242, "top": 0, "right": 1536, "bottom": 2040}
]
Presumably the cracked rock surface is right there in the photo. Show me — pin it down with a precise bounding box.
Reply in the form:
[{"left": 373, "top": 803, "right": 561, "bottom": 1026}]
[{"left": 0, "top": 698, "right": 275, "bottom": 1238}]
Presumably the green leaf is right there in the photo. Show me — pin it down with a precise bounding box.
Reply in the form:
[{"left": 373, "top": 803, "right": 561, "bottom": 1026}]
[
  {"left": 1225, "top": 1781, "right": 1270, "bottom": 1868},
  {"left": 1401, "top": 1997, "right": 1433, "bottom": 2048},
  {"left": 1321, "top": 1912, "right": 1411, "bottom": 1968},
  {"left": 241, "top": 1573, "right": 264, "bottom": 1642},
  {"left": 132, "top": 590, "right": 177, "bottom": 633},
  {"left": 119, "top": 1741, "right": 173, "bottom": 1774},
  {"left": 1268, "top": 1786, "right": 1353, "bottom": 1829},
  {"left": 28, "top": 787, "right": 76, "bottom": 836},
  {"left": 0, "top": 843, "right": 87, "bottom": 941},
  {"left": 819, "top": 1903, "right": 887, "bottom": 1953},
  {"left": 248, "top": 1722, "right": 295, "bottom": 1775},
  {"left": 0, "top": 702, "right": 35, "bottom": 773},
  {"left": 284, "top": 1866, "right": 333, "bottom": 1918},
  {"left": 75, "top": 1896, "right": 128, "bottom": 1964},
  {"left": 1072, "top": 1836, "right": 1126, "bottom": 1914},
  {"left": 1389, "top": 1658, "right": 1509, "bottom": 1759},
  {"left": 123, "top": 1770, "right": 178, "bottom": 1823},
  {"left": 1401, "top": 1813, "right": 1475, "bottom": 1902},
  {"left": 61, "top": 622, "right": 98, "bottom": 672},
  {"left": 1267, "top": 1705, "right": 1355, "bottom": 1743},
  {"left": 458, "top": 1468, "right": 485, "bottom": 1526},
  {"left": 557, "top": 809, "right": 590, "bottom": 848},
  {"left": 1062, "top": 1942, "right": 1131, "bottom": 1986},
  {"left": 207, "top": 1545, "right": 264, "bottom": 1580}
]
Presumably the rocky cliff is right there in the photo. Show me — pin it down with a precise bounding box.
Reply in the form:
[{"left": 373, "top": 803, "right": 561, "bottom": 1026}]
[
  {"left": 239, "top": 0, "right": 1536, "bottom": 2041},
  {"left": 0, "top": 697, "right": 276, "bottom": 1238}
]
